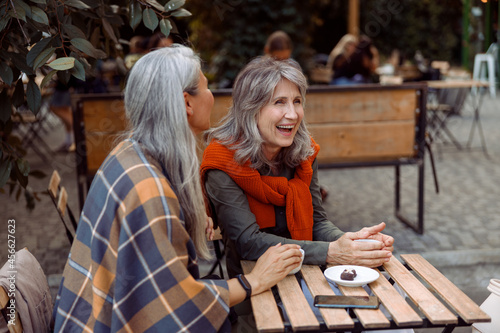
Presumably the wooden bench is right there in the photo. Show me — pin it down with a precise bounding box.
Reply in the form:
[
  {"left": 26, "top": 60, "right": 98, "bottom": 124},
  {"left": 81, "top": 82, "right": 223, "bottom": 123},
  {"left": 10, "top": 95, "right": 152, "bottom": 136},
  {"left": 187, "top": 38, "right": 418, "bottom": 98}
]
[
  {"left": 72, "top": 82, "right": 427, "bottom": 232},
  {"left": 305, "top": 83, "right": 427, "bottom": 233}
]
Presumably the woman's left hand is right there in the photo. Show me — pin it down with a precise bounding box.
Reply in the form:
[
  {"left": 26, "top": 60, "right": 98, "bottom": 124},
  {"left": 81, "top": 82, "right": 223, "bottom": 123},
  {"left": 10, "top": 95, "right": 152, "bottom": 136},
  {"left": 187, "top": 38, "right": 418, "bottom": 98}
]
[
  {"left": 326, "top": 222, "right": 394, "bottom": 267},
  {"left": 205, "top": 216, "right": 215, "bottom": 241}
]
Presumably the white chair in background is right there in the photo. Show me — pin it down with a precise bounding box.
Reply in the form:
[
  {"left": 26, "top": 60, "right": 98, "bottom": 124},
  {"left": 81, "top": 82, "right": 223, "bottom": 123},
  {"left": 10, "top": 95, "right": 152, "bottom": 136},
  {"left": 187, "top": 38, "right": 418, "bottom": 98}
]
[{"left": 472, "top": 43, "right": 498, "bottom": 97}]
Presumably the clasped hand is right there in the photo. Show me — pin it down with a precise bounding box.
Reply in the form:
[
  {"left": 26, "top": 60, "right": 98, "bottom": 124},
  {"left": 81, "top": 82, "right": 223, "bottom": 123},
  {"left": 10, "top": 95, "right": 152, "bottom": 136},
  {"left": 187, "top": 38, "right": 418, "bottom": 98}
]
[
  {"left": 326, "top": 222, "right": 394, "bottom": 267},
  {"left": 246, "top": 243, "right": 302, "bottom": 295}
]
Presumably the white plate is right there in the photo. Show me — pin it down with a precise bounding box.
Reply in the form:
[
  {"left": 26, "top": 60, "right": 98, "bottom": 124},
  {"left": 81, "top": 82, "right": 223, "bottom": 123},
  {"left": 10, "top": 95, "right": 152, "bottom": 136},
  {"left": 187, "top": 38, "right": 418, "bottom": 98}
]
[{"left": 324, "top": 265, "right": 380, "bottom": 287}]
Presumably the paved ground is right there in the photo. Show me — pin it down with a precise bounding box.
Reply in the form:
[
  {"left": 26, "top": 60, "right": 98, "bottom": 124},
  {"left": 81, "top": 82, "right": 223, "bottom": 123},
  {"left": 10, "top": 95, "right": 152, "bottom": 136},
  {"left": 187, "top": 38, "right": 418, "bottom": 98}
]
[{"left": 1, "top": 91, "right": 499, "bottom": 332}]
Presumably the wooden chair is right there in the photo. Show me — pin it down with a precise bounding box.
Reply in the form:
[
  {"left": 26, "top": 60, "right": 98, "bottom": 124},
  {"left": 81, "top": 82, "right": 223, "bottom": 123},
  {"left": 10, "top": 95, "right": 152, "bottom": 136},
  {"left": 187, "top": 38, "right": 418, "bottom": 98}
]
[
  {"left": 0, "top": 286, "right": 22, "bottom": 333},
  {"left": 47, "top": 170, "right": 78, "bottom": 244},
  {"left": 207, "top": 228, "right": 225, "bottom": 279}
]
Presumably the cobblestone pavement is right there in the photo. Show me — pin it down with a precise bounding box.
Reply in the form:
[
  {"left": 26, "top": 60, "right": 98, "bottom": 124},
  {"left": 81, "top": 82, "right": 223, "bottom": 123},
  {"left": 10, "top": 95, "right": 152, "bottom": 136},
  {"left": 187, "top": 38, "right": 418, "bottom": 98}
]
[{"left": 1, "top": 92, "right": 499, "bottom": 331}]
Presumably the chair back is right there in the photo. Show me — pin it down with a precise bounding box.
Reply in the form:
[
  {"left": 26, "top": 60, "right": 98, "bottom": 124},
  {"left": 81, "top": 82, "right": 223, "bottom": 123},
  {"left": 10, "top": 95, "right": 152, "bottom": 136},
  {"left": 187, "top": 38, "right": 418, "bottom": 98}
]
[
  {"left": 486, "top": 42, "right": 498, "bottom": 56},
  {"left": 48, "top": 170, "right": 78, "bottom": 243}
]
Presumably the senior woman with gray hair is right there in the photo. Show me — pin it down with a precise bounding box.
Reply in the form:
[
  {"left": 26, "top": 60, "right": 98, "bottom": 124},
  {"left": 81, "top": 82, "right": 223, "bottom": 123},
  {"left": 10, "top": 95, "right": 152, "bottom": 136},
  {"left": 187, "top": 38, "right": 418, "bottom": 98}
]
[
  {"left": 201, "top": 56, "right": 395, "bottom": 279},
  {"left": 53, "top": 45, "right": 302, "bottom": 333}
]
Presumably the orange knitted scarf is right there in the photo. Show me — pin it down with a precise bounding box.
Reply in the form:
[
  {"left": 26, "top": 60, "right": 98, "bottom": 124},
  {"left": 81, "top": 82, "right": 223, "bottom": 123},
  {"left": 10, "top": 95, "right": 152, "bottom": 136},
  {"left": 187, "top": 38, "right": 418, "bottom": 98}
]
[{"left": 200, "top": 139, "right": 320, "bottom": 241}]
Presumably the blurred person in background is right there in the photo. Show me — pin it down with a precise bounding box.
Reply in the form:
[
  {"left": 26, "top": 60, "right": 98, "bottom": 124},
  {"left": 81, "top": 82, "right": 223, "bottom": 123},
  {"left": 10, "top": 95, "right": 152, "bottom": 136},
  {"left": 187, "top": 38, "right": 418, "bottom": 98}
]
[{"left": 264, "top": 30, "right": 293, "bottom": 60}]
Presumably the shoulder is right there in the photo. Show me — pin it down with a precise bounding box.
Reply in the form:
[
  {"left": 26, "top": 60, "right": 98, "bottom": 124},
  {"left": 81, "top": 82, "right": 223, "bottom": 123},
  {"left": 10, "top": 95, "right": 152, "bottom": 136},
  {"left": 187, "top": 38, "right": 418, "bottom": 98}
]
[
  {"left": 202, "top": 140, "right": 235, "bottom": 161},
  {"left": 204, "top": 169, "right": 240, "bottom": 191},
  {"left": 85, "top": 140, "right": 181, "bottom": 220}
]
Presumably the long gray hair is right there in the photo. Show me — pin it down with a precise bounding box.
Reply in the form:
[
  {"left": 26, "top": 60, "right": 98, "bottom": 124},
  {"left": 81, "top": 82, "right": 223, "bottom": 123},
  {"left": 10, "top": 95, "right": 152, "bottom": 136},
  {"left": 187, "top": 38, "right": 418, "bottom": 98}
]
[
  {"left": 124, "top": 44, "right": 210, "bottom": 259},
  {"left": 205, "top": 56, "right": 314, "bottom": 170}
]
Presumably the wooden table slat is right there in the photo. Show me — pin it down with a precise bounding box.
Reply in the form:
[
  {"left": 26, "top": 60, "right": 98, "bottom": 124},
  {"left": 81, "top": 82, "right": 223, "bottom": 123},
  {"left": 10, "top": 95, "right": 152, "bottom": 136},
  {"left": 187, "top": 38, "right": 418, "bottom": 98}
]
[
  {"left": 300, "top": 265, "right": 355, "bottom": 330},
  {"left": 277, "top": 274, "right": 320, "bottom": 331},
  {"left": 401, "top": 254, "right": 491, "bottom": 324},
  {"left": 338, "top": 285, "right": 391, "bottom": 329},
  {"left": 383, "top": 257, "right": 457, "bottom": 325},
  {"left": 241, "top": 261, "right": 284, "bottom": 332},
  {"left": 426, "top": 79, "right": 490, "bottom": 89},
  {"left": 369, "top": 268, "right": 423, "bottom": 327}
]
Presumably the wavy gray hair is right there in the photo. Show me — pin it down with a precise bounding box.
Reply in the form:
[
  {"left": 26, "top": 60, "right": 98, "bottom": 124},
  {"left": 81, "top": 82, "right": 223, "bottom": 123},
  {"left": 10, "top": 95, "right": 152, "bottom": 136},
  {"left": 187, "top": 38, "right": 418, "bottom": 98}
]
[
  {"left": 205, "top": 56, "right": 314, "bottom": 171},
  {"left": 124, "top": 44, "right": 210, "bottom": 259}
]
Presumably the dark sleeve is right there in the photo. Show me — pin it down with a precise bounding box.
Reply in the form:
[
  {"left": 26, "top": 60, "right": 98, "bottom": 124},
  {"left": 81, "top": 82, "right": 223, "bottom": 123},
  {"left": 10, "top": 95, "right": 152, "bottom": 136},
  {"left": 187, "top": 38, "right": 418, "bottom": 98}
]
[
  {"left": 205, "top": 169, "right": 331, "bottom": 265},
  {"left": 310, "top": 159, "right": 345, "bottom": 242}
]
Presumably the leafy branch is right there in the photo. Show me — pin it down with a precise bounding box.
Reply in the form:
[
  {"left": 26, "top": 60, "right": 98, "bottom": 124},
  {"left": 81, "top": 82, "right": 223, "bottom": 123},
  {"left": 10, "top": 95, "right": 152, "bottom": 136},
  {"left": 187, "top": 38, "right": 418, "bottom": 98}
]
[{"left": 0, "top": 0, "right": 191, "bottom": 208}]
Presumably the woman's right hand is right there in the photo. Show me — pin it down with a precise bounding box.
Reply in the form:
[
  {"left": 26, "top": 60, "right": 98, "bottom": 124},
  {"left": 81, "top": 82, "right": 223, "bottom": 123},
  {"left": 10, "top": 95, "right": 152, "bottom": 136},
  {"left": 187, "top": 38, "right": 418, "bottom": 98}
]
[{"left": 245, "top": 243, "right": 302, "bottom": 296}]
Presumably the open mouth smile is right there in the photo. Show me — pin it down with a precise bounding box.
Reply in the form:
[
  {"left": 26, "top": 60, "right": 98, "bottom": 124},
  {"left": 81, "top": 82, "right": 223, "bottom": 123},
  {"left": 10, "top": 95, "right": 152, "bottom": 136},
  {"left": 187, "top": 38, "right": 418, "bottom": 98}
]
[{"left": 276, "top": 124, "right": 294, "bottom": 134}]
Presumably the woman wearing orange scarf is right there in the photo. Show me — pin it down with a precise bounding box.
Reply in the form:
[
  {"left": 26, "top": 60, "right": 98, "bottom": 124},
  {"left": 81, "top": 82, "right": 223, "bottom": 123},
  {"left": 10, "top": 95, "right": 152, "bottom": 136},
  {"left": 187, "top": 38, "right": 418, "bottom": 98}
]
[{"left": 201, "top": 56, "right": 394, "bottom": 279}]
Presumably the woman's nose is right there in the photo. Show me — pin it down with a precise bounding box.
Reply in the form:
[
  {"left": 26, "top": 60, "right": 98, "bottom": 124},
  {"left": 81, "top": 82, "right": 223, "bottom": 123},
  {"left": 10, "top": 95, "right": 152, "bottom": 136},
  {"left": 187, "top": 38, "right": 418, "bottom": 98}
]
[{"left": 285, "top": 103, "right": 298, "bottom": 119}]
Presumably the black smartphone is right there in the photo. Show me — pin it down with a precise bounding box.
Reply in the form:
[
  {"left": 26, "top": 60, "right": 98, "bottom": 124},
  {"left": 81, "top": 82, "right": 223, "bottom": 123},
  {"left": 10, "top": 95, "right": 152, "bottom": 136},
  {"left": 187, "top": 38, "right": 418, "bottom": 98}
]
[{"left": 313, "top": 295, "right": 379, "bottom": 309}]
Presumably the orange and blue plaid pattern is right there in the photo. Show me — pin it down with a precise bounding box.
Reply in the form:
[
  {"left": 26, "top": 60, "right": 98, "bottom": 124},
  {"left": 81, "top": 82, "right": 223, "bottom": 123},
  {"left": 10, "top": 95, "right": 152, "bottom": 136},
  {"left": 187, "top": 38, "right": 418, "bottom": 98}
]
[{"left": 53, "top": 139, "right": 230, "bottom": 332}]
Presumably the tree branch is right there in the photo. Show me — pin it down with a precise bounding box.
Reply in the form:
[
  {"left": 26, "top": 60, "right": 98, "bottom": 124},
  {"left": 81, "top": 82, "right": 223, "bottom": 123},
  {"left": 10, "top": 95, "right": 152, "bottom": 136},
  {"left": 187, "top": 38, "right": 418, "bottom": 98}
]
[{"left": 8, "top": 0, "right": 29, "bottom": 45}]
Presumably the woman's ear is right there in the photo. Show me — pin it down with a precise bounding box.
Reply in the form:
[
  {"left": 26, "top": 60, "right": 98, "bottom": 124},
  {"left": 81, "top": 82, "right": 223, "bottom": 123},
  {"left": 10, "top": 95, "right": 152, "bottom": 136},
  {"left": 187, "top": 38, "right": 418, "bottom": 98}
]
[{"left": 184, "top": 91, "right": 194, "bottom": 117}]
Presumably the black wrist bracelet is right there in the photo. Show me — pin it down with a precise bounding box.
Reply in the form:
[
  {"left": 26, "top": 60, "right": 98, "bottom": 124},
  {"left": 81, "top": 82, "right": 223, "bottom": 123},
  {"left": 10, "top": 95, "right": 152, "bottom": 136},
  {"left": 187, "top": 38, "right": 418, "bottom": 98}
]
[{"left": 236, "top": 274, "right": 252, "bottom": 300}]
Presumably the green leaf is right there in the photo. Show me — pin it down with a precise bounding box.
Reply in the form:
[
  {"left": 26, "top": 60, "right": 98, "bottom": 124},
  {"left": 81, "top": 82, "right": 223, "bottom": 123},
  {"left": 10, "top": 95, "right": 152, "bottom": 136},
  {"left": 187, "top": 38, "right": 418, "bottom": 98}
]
[
  {"left": 9, "top": 6, "right": 26, "bottom": 21},
  {"left": 62, "top": 24, "right": 86, "bottom": 39},
  {"left": 0, "top": 17, "right": 9, "bottom": 32},
  {"left": 12, "top": 0, "right": 31, "bottom": 18},
  {"left": 0, "top": 89, "right": 12, "bottom": 124},
  {"left": 70, "top": 38, "right": 106, "bottom": 59},
  {"left": 26, "top": 36, "right": 53, "bottom": 67},
  {"left": 70, "top": 58, "right": 85, "bottom": 81},
  {"left": 30, "top": 0, "right": 46, "bottom": 4},
  {"left": 12, "top": 79, "right": 25, "bottom": 107},
  {"left": 40, "top": 69, "right": 56, "bottom": 89},
  {"left": 56, "top": 4, "right": 64, "bottom": 21},
  {"left": 159, "top": 18, "right": 172, "bottom": 37},
  {"left": 26, "top": 78, "right": 41, "bottom": 114},
  {"left": 64, "top": 0, "right": 91, "bottom": 10},
  {"left": 11, "top": 53, "right": 34, "bottom": 75},
  {"left": 30, "top": 6, "right": 48, "bottom": 24},
  {"left": 47, "top": 57, "right": 75, "bottom": 70},
  {"left": 79, "top": 0, "right": 99, "bottom": 9},
  {"left": 144, "top": 0, "right": 164, "bottom": 12},
  {"left": 129, "top": 1, "right": 142, "bottom": 30},
  {"left": 143, "top": 8, "right": 158, "bottom": 31},
  {"left": 165, "top": 0, "right": 185, "bottom": 12},
  {"left": 171, "top": 8, "right": 191, "bottom": 17},
  {"left": 102, "top": 18, "right": 118, "bottom": 44},
  {"left": 16, "top": 158, "right": 30, "bottom": 177},
  {"left": 0, "top": 63, "right": 13, "bottom": 85},
  {"left": 33, "top": 47, "right": 55, "bottom": 69},
  {"left": 0, "top": 158, "right": 12, "bottom": 188}
]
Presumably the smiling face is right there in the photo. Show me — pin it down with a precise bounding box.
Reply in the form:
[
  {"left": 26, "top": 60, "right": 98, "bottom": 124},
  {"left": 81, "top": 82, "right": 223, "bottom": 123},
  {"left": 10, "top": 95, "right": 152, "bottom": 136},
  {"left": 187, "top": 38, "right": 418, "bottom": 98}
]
[{"left": 257, "top": 79, "right": 304, "bottom": 161}]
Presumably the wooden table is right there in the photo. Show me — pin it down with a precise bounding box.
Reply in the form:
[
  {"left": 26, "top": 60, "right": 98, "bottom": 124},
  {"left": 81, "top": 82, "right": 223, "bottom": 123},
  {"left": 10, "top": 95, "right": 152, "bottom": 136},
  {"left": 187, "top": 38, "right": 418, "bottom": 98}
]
[
  {"left": 426, "top": 80, "right": 491, "bottom": 155},
  {"left": 241, "top": 254, "right": 490, "bottom": 332}
]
